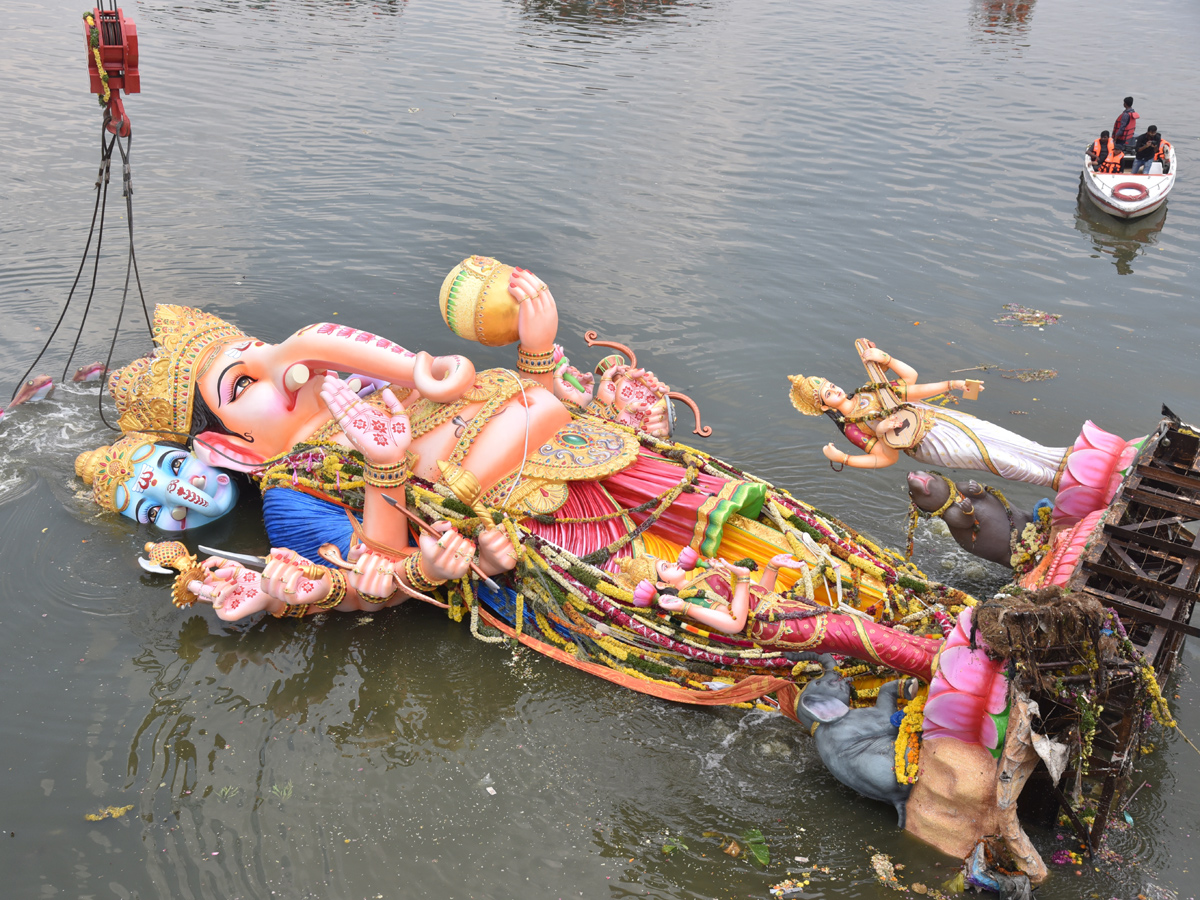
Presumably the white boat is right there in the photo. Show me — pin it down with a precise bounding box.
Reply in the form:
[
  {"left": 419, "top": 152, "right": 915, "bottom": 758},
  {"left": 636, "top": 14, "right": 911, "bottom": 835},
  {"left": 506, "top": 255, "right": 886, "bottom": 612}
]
[{"left": 1082, "top": 143, "right": 1176, "bottom": 219}]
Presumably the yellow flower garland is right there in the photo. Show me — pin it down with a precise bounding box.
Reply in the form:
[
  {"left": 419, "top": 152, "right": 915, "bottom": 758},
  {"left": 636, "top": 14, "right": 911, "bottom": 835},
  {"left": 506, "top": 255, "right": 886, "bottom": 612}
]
[{"left": 893, "top": 689, "right": 927, "bottom": 784}]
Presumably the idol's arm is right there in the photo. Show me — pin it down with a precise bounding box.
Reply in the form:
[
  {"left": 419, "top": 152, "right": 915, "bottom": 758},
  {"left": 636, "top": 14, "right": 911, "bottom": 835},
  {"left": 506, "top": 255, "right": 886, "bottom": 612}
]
[
  {"left": 822, "top": 441, "right": 901, "bottom": 469},
  {"left": 906, "top": 378, "right": 982, "bottom": 402}
]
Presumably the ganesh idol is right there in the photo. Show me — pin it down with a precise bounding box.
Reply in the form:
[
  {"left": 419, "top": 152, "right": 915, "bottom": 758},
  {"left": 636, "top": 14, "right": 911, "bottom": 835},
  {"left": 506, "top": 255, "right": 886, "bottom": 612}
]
[{"left": 102, "top": 259, "right": 769, "bottom": 619}]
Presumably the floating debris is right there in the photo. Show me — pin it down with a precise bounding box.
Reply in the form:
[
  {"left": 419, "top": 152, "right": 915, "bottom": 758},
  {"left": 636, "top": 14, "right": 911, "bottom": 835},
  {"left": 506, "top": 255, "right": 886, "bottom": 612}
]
[
  {"left": 84, "top": 804, "right": 133, "bottom": 821},
  {"left": 870, "top": 849, "right": 908, "bottom": 891},
  {"left": 993, "top": 304, "right": 1061, "bottom": 327},
  {"left": 769, "top": 878, "right": 809, "bottom": 898},
  {"left": 999, "top": 368, "right": 1058, "bottom": 382},
  {"left": 1010, "top": 410, "right": 1029, "bottom": 415}
]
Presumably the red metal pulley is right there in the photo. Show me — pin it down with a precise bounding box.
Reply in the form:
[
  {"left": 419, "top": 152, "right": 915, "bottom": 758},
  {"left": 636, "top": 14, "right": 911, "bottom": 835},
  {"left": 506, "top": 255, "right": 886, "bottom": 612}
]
[{"left": 82, "top": 7, "right": 140, "bottom": 136}]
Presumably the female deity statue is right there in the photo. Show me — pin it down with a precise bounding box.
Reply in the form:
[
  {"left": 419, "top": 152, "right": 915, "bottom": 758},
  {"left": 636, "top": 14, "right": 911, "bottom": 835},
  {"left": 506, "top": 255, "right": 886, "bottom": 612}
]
[
  {"left": 788, "top": 341, "right": 1074, "bottom": 487},
  {"left": 614, "top": 549, "right": 943, "bottom": 682}
]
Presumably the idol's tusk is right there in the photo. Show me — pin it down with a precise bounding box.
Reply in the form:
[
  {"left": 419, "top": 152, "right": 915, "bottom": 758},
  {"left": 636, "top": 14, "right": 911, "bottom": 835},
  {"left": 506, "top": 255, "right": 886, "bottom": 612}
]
[
  {"left": 284, "top": 363, "right": 311, "bottom": 392},
  {"left": 346, "top": 377, "right": 362, "bottom": 393},
  {"left": 138, "top": 557, "right": 175, "bottom": 575},
  {"left": 171, "top": 507, "right": 188, "bottom": 521}
]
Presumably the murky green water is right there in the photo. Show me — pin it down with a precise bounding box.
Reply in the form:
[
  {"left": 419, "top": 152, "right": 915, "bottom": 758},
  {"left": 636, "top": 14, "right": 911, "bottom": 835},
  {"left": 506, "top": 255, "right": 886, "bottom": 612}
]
[{"left": 2, "top": 0, "right": 1198, "bottom": 897}]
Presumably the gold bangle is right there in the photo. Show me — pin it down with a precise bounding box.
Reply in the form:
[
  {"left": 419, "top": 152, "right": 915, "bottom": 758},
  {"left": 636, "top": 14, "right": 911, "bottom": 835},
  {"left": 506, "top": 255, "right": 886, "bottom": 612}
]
[
  {"left": 842, "top": 452, "right": 851, "bottom": 465},
  {"left": 682, "top": 602, "right": 692, "bottom": 617},
  {"left": 363, "top": 458, "right": 411, "bottom": 489},
  {"left": 736, "top": 576, "right": 751, "bottom": 584},
  {"left": 314, "top": 567, "right": 347, "bottom": 610},
  {"left": 404, "top": 553, "right": 445, "bottom": 592},
  {"left": 516, "top": 344, "right": 557, "bottom": 374},
  {"left": 882, "top": 353, "right": 892, "bottom": 365},
  {"left": 357, "top": 589, "right": 394, "bottom": 604}
]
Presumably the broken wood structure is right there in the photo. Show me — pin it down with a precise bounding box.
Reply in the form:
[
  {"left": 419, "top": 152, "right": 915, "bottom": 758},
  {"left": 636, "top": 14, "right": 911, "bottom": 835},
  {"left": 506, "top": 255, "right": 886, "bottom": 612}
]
[{"left": 1019, "top": 414, "right": 1200, "bottom": 852}]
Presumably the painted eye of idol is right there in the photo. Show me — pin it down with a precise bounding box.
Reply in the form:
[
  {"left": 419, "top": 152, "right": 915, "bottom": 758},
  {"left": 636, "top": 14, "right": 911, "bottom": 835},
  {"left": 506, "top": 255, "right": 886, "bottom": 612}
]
[{"left": 222, "top": 372, "right": 256, "bottom": 405}]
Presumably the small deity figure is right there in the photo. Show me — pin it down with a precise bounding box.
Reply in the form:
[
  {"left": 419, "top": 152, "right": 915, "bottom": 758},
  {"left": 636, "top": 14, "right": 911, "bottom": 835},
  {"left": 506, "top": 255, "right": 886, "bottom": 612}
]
[
  {"left": 613, "top": 549, "right": 942, "bottom": 681},
  {"left": 74, "top": 433, "right": 238, "bottom": 530},
  {"left": 788, "top": 340, "right": 1075, "bottom": 487}
]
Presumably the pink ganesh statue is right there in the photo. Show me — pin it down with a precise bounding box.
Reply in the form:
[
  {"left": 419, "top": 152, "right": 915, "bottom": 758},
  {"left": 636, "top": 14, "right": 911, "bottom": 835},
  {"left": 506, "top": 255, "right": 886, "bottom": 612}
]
[{"left": 100, "top": 265, "right": 765, "bottom": 618}]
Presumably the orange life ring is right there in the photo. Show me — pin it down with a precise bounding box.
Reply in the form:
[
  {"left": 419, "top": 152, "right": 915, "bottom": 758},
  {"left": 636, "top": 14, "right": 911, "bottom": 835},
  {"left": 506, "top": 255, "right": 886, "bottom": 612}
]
[{"left": 1111, "top": 182, "right": 1149, "bottom": 202}]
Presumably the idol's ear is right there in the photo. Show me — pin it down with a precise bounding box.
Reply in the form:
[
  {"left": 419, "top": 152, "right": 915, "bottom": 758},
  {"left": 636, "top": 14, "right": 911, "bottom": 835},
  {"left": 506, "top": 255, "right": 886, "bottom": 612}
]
[
  {"left": 192, "top": 433, "right": 266, "bottom": 474},
  {"left": 798, "top": 692, "right": 851, "bottom": 724}
]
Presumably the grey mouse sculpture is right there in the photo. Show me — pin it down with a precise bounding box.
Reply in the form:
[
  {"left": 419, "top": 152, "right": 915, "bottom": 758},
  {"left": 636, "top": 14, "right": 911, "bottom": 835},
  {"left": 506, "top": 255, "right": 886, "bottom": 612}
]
[
  {"left": 790, "top": 652, "right": 915, "bottom": 827},
  {"left": 906, "top": 470, "right": 1032, "bottom": 567}
]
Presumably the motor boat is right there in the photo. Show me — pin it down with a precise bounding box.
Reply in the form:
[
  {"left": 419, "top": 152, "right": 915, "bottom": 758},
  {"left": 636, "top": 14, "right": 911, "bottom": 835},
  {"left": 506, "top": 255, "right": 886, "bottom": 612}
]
[{"left": 1082, "top": 143, "right": 1176, "bottom": 219}]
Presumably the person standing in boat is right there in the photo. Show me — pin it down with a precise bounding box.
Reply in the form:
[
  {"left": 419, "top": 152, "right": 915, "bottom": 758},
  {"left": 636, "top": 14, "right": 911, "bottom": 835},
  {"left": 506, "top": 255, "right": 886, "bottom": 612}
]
[
  {"left": 1088, "top": 130, "right": 1123, "bottom": 174},
  {"left": 1132, "top": 126, "right": 1162, "bottom": 175},
  {"left": 1112, "top": 96, "right": 1139, "bottom": 151}
]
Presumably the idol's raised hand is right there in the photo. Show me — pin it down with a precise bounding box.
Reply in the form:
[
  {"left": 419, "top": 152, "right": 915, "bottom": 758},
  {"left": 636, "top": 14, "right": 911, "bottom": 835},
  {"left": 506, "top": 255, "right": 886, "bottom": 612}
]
[
  {"left": 510, "top": 268, "right": 559, "bottom": 352},
  {"left": 319, "top": 373, "right": 411, "bottom": 466}
]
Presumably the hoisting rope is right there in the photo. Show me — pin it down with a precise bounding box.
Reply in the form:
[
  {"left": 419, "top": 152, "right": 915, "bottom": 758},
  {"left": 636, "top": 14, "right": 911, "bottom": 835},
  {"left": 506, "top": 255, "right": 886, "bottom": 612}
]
[{"left": 8, "top": 112, "right": 152, "bottom": 431}]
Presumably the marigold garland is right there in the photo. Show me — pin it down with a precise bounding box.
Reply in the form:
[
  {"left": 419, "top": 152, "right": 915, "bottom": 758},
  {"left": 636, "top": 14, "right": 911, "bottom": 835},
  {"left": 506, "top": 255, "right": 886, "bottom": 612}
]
[{"left": 894, "top": 690, "right": 927, "bottom": 784}]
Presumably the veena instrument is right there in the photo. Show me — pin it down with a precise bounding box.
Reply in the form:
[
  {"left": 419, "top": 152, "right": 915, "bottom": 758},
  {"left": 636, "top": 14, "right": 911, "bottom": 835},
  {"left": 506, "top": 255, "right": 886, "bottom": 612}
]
[{"left": 854, "top": 339, "right": 923, "bottom": 450}]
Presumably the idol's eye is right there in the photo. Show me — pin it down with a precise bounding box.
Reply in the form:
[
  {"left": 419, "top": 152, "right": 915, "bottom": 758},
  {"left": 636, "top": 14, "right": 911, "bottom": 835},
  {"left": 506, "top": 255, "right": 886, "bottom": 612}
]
[
  {"left": 144, "top": 505, "right": 162, "bottom": 524},
  {"left": 169, "top": 454, "right": 187, "bottom": 475},
  {"left": 231, "top": 374, "right": 255, "bottom": 402}
]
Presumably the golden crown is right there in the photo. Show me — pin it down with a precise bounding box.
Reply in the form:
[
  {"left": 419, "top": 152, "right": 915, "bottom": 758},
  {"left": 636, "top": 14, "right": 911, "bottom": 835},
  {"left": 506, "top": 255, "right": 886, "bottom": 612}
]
[
  {"left": 107, "top": 305, "right": 246, "bottom": 438},
  {"left": 787, "top": 374, "right": 828, "bottom": 417},
  {"left": 75, "top": 432, "right": 156, "bottom": 513},
  {"left": 613, "top": 554, "right": 660, "bottom": 591}
]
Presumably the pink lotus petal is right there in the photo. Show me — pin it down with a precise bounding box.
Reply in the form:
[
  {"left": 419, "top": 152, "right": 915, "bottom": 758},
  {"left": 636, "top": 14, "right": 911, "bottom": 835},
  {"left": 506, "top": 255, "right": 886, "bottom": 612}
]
[
  {"left": 1052, "top": 485, "right": 1107, "bottom": 524},
  {"left": 926, "top": 678, "right": 955, "bottom": 702},
  {"left": 1078, "top": 420, "right": 1126, "bottom": 456},
  {"left": 985, "top": 675, "right": 1010, "bottom": 714},
  {"left": 923, "top": 722, "right": 978, "bottom": 744},
  {"left": 1064, "top": 449, "right": 1118, "bottom": 490},
  {"left": 979, "top": 715, "right": 1000, "bottom": 750},
  {"left": 938, "top": 645, "right": 1003, "bottom": 696},
  {"left": 925, "top": 692, "right": 984, "bottom": 733}
]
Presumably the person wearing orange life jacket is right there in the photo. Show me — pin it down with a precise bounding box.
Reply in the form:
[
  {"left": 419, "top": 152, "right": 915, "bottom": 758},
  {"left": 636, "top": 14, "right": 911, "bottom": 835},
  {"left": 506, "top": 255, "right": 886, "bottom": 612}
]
[
  {"left": 1132, "top": 126, "right": 1162, "bottom": 175},
  {"left": 1089, "top": 131, "right": 1123, "bottom": 174},
  {"left": 1113, "top": 96, "right": 1139, "bottom": 151},
  {"left": 1154, "top": 137, "right": 1172, "bottom": 174}
]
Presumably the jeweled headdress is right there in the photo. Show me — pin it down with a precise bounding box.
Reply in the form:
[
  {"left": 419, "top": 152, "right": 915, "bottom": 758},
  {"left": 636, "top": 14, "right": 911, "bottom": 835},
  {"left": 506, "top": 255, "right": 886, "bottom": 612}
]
[
  {"left": 107, "top": 305, "right": 246, "bottom": 437},
  {"left": 614, "top": 554, "right": 660, "bottom": 591},
  {"left": 75, "top": 432, "right": 156, "bottom": 512},
  {"left": 787, "top": 374, "right": 828, "bottom": 417}
]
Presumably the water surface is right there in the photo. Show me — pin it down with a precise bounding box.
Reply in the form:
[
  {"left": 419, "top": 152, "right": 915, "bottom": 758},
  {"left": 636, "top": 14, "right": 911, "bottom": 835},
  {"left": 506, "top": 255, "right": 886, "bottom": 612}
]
[{"left": 2, "top": 1, "right": 1198, "bottom": 897}]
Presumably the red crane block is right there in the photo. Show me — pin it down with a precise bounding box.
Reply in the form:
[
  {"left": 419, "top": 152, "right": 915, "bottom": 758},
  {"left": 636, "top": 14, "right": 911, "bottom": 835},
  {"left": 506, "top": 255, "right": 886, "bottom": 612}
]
[{"left": 83, "top": 8, "right": 139, "bottom": 135}]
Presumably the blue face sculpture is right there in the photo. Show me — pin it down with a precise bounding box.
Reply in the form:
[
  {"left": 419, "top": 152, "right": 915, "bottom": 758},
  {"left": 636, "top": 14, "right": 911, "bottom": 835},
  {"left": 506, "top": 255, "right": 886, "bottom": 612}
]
[
  {"left": 115, "top": 444, "right": 239, "bottom": 530},
  {"left": 77, "top": 437, "right": 238, "bottom": 532}
]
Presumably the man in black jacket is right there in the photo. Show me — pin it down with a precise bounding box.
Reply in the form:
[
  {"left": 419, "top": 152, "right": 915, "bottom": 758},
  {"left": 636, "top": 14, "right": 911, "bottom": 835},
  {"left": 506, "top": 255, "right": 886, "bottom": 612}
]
[{"left": 1132, "top": 125, "right": 1162, "bottom": 175}]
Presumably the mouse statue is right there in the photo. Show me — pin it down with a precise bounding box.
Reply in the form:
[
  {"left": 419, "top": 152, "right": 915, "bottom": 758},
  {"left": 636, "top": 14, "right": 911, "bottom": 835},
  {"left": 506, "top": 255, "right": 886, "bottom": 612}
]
[{"left": 905, "top": 471, "right": 1032, "bottom": 567}]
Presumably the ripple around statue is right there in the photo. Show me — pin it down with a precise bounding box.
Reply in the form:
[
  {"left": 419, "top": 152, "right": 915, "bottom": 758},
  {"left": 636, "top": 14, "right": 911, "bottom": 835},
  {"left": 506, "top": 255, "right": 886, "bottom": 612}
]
[{"left": 67, "top": 257, "right": 1177, "bottom": 884}]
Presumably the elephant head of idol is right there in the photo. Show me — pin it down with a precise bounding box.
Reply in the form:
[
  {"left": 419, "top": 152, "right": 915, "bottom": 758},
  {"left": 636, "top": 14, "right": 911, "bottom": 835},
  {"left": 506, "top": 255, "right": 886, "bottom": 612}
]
[{"left": 107, "top": 305, "right": 476, "bottom": 472}]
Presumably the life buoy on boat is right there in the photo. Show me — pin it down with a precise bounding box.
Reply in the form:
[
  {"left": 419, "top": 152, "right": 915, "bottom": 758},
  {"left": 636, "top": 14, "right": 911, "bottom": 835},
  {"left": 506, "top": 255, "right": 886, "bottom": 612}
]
[{"left": 1111, "top": 182, "right": 1149, "bottom": 202}]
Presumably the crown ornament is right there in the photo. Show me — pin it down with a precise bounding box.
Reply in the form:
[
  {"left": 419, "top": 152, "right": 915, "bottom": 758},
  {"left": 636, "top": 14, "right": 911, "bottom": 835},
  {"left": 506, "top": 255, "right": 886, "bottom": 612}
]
[
  {"left": 75, "top": 432, "right": 157, "bottom": 512},
  {"left": 108, "top": 305, "right": 246, "bottom": 438},
  {"left": 787, "top": 374, "right": 829, "bottom": 417}
]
